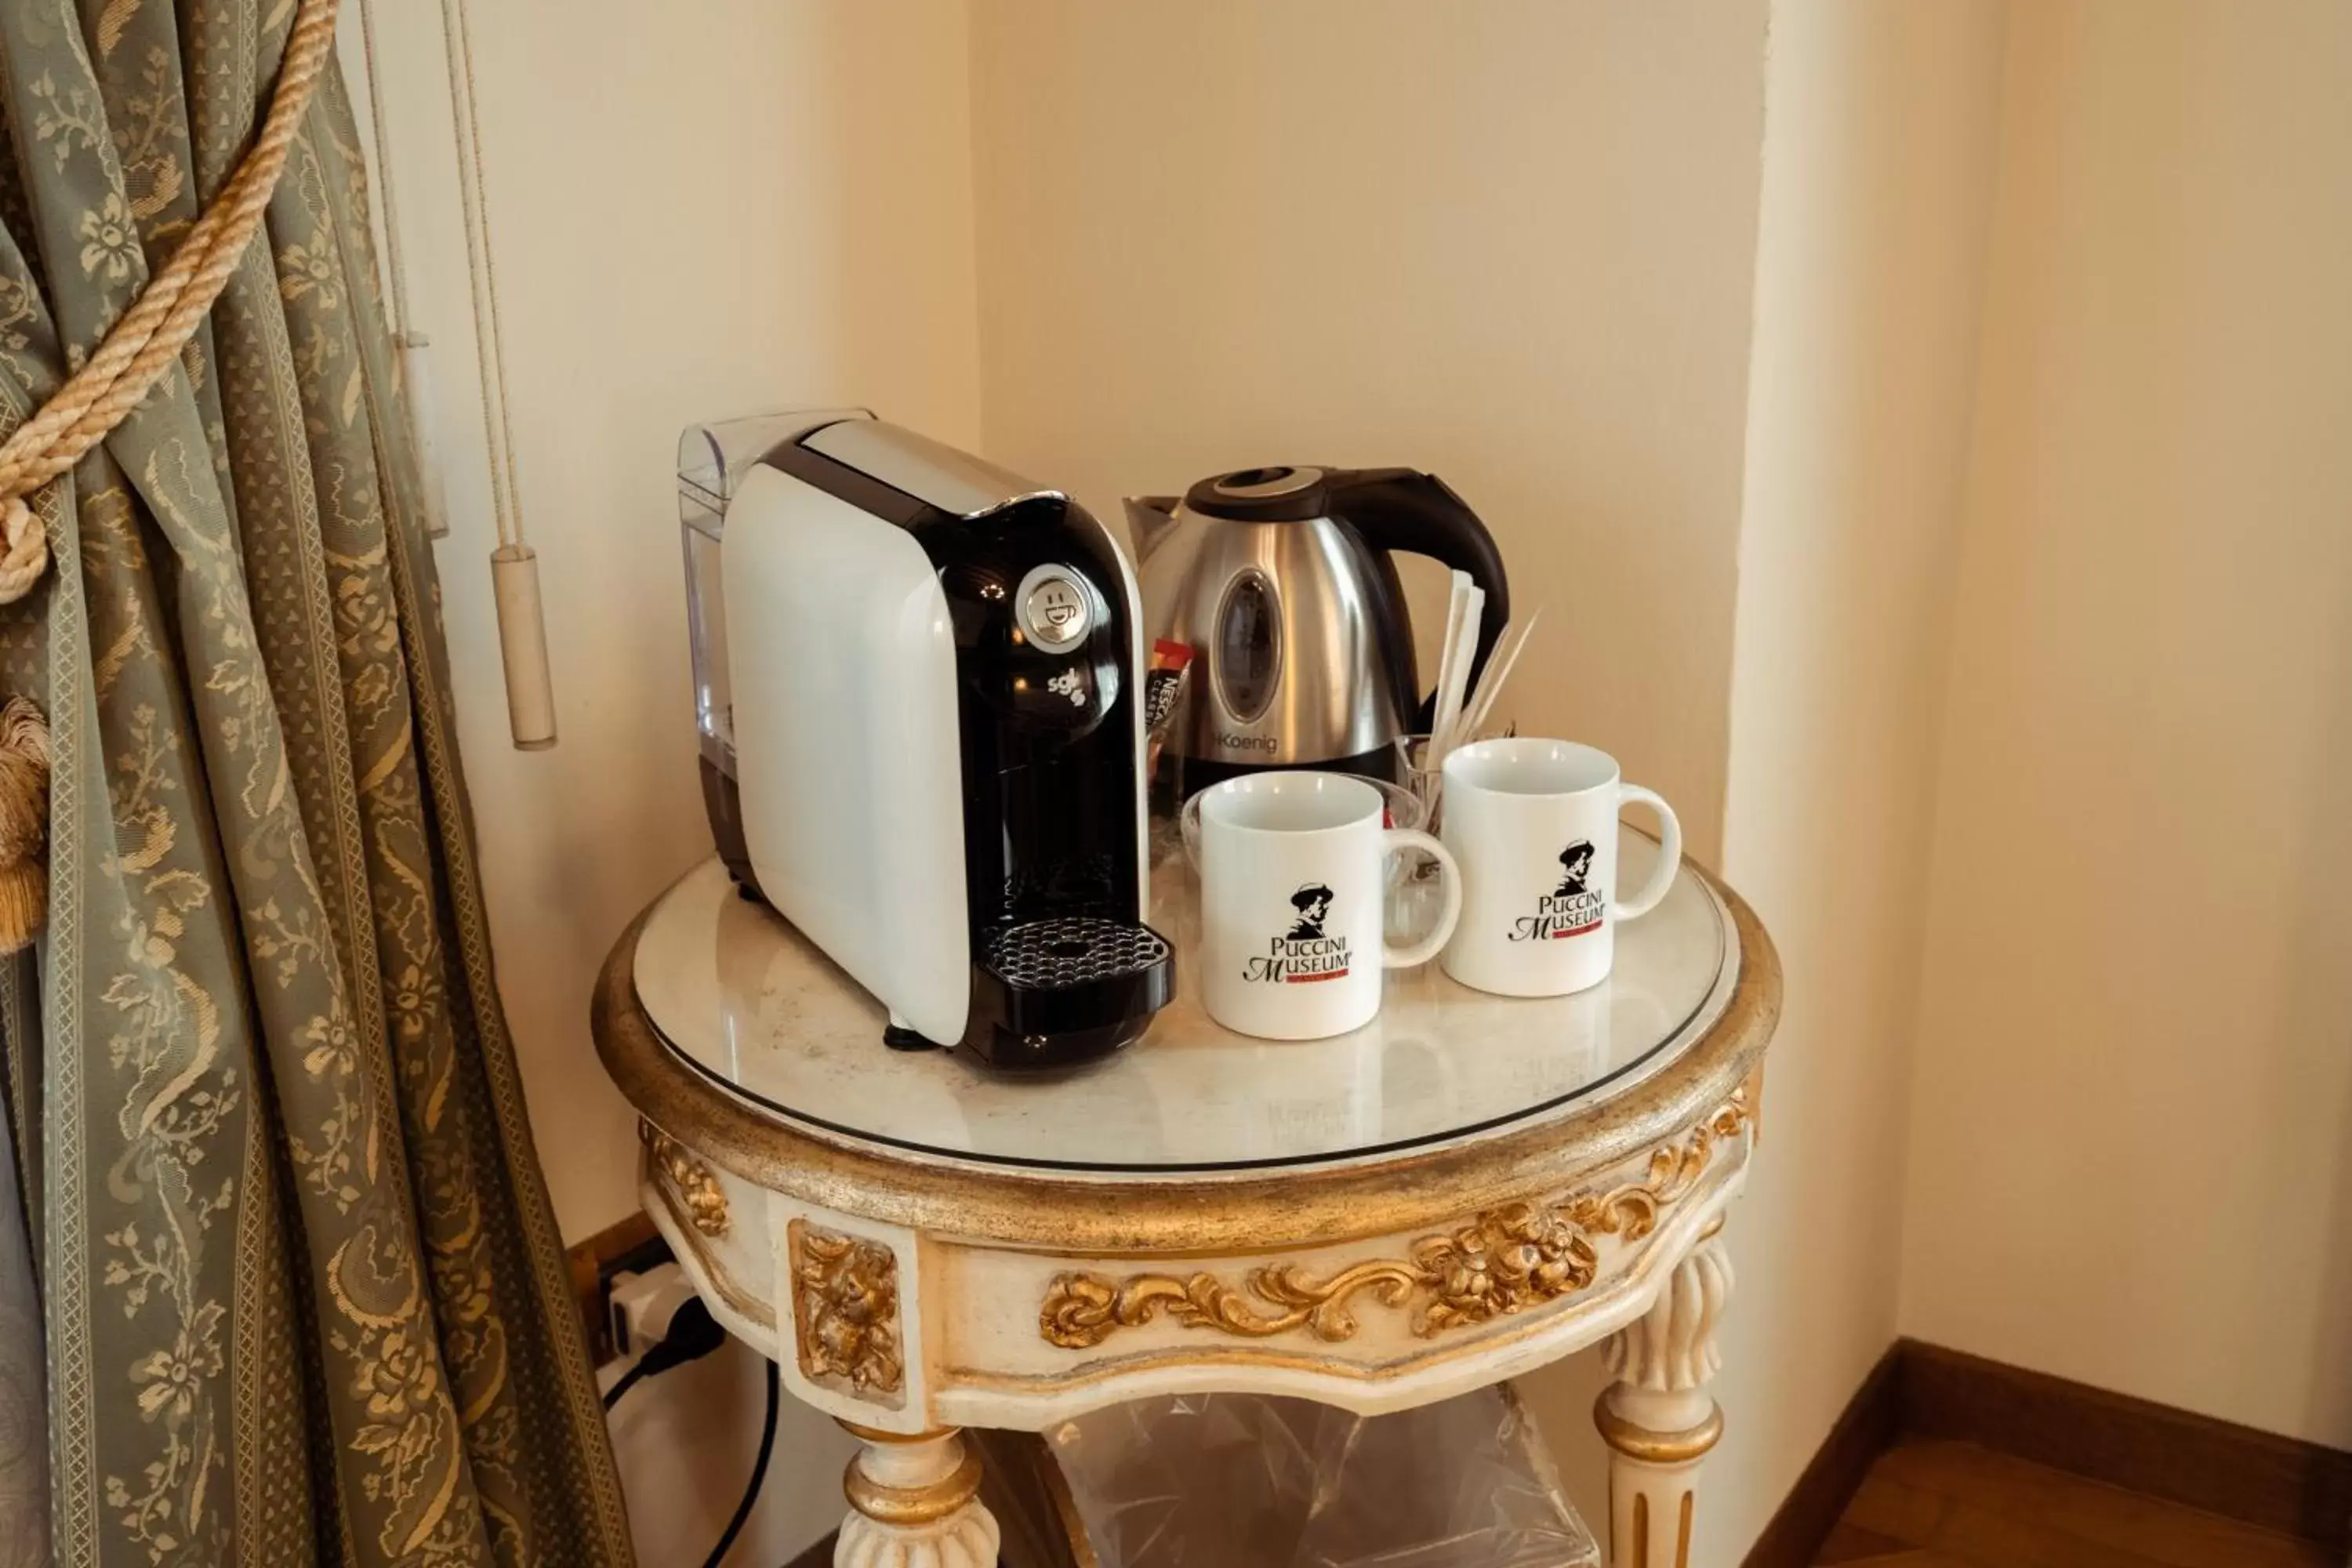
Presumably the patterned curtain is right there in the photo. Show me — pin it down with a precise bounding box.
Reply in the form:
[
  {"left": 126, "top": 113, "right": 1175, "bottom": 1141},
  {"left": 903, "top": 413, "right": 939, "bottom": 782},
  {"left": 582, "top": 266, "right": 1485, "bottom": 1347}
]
[{"left": 0, "top": 2, "right": 633, "bottom": 1565}]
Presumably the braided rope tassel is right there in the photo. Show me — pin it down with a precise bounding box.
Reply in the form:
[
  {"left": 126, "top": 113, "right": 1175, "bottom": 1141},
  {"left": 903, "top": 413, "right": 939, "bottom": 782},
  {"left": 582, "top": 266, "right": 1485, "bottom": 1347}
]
[
  {"left": 0, "top": 699, "right": 49, "bottom": 954},
  {"left": 0, "top": 0, "right": 340, "bottom": 603}
]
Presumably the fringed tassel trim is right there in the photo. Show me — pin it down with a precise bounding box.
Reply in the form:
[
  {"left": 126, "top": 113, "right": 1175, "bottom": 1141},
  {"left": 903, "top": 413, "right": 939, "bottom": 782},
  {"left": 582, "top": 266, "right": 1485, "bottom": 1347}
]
[{"left": 0, "top": 697, "right": 49, "bottom": 954}]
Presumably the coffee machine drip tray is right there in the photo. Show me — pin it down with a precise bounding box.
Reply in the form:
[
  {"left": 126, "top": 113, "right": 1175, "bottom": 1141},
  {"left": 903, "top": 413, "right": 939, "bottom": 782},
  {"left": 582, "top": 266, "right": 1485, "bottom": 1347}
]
[{"left": 967, "top": 917, "right": 1175, "bottom": 1069}]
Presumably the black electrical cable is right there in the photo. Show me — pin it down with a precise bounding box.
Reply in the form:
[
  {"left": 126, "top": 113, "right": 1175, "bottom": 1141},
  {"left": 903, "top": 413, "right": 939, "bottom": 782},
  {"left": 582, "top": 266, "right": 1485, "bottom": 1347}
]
[
  {"left": 603, "top": 1294, "right": 728, "bottom": 1410},
  {"left": 702, "top": 1356, "right": 779, "bottom": 1568},
  {"left": 600, "top": 1359, "right": 649, "bottom": 1412},
  {"left": 600, "top": 1294, "right": 780, "bottom": 1565}
]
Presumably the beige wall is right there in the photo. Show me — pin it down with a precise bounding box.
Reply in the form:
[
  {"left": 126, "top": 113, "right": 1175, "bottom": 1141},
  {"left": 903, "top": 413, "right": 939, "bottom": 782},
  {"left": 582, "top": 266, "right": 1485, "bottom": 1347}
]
[
  {"left": 962, "top": 0, "right": 1769, "bottom": 1528},
  {"left": 372, "top": 0, "right": 985, "bottom": 1244},
  {"left": 1899, "top": 0, "right": 2352, "bottom": 1448},
  {"left": 1708, "top": 2, "right": 2009, "bottom": 1559},
  {"left": 967, "top": 0, "right": 1771, "bottom": 860},
  {"left": 349, "top": 2, "right": 982, "bottom": 1559}
]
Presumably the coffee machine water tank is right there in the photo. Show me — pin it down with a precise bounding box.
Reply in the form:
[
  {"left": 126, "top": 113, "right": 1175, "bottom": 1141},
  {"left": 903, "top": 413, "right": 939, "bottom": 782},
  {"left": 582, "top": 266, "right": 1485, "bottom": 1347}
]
[
  {"left": 678, "top": 410, "right": 866, "bottom": 895},
  {"left": 677, "top": 413, "right": 1174, "bottom": 1069}
]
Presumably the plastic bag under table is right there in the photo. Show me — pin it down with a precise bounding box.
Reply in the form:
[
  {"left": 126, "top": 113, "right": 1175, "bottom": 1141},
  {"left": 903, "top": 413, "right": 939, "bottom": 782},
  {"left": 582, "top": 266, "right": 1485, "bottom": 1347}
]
[{"left": 973, "top": 1385, "right": 1599, "bottom": 1568}]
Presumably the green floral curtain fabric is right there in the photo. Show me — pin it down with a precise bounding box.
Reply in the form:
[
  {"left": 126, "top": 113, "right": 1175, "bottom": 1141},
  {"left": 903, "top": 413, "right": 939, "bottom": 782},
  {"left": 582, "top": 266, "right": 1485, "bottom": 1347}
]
[{"left": 0, "top": 2, "right": 633, "bottom": 1564}]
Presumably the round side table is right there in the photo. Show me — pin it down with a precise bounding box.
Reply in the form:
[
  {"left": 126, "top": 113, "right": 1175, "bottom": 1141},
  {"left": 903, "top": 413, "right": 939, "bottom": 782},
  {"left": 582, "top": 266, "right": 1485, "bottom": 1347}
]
[{"left": 593, "top": 835, "right": 1779, "bottom": 1568}]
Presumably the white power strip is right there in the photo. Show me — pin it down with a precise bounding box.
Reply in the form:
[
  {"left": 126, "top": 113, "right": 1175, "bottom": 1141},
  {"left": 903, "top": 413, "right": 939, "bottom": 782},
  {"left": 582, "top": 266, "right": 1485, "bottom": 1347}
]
[{"left": 607, "top": 1261, "right": 699, "bottom": 1360}]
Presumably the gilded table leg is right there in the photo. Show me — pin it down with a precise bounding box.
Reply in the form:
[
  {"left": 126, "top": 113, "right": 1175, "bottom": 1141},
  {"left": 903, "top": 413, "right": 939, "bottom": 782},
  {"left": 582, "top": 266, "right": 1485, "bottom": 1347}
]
[
  {"left": 1594, "top": 1219, "right": 1731, "bottom": 1568},
  {"left": 835, "top": 1422, "right": 1000, "bottom": 1568}
]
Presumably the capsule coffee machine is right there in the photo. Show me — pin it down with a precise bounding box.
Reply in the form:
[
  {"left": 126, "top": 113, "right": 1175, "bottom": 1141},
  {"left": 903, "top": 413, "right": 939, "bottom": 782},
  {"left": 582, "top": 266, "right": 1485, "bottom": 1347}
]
[{"left": 677, "top": 412, "right": 1174, "bottom": 1068}]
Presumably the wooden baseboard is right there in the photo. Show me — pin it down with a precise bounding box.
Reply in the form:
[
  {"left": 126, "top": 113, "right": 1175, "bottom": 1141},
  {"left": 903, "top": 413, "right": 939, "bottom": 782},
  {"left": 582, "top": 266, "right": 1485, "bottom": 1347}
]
[
  {"left": 1744, "top": 1343, "right": 1905, "bottom": 1568},
  {"left": 1900, "top": 1339, "right": 2352, "bottom": 1548},
  {"left": 1744, "top": 1338, "right": 2352, "bottom": 1566}
]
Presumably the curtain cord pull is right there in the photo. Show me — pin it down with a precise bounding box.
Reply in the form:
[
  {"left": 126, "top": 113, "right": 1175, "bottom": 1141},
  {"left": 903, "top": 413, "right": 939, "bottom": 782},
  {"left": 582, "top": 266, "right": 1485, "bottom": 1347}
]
[
  {"left": 396, "top": 332, "right": 453, "bottom": 539},
  {"left": 490, "top": 544, "right": 555, "bottom": 750}
]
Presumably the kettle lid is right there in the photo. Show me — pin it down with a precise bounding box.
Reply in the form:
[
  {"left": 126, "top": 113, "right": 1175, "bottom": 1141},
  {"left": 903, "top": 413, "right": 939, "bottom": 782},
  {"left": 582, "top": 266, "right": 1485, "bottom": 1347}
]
[{"left": 1182, "top": 465, "right": 1334, "bottom": 522}]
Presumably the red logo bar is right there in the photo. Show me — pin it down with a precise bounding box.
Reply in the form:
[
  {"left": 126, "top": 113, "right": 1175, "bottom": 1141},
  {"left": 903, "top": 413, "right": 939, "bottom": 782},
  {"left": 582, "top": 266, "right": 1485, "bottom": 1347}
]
[
  {"left": 1550, "top": 920, "right": 1602, "bottom": 940},
  {"left": 1287, "top": 969, "right": 1351, "bottom": 982}
]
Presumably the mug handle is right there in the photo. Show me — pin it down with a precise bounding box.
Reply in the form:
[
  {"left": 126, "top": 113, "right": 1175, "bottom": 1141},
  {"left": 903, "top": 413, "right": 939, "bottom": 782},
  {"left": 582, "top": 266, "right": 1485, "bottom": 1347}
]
[
  {"left": 1380, "top": 828, "right": 1462, "bottom": 968},
  {"left": 1614, "top": 784, "right": 1682, "bottom": 921}
]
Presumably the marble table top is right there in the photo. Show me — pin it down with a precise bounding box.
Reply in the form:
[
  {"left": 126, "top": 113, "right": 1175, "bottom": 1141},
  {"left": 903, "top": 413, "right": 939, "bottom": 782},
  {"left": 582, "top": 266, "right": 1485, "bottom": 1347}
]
[{"left": 631, "top": 832, "right": 1737, "bottom": 1176}]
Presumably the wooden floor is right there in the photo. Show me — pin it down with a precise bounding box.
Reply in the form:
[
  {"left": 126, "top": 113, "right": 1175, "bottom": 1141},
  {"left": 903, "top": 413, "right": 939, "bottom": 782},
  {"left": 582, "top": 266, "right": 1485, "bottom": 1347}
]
[{"left": 1816, "top": 1439, "right": 2339, "bottom": 1567}]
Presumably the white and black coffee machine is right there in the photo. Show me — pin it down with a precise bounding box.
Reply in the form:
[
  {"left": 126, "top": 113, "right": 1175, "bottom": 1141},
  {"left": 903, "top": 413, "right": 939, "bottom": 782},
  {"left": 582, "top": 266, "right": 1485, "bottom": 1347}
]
[{"left": 677, "top": 412, "right": 1174, "bottom": 1068}]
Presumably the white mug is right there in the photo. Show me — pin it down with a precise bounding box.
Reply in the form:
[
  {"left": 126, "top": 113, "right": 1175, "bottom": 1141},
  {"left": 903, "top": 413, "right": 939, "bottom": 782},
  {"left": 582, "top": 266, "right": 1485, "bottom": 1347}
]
[
  {"left": 1196, "top": 772, "right": 1462, "bottom": 1040},
  {"left": 1177, "top": 775, "right": 1425, "bottom": 869},
  {"left": 1438, "top": 739, "right": 1682, "bottom": 997}
]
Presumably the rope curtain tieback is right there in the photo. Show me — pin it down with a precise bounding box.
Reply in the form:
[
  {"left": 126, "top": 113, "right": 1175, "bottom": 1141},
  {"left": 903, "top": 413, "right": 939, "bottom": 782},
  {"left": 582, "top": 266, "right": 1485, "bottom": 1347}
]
[
  {"left": 0, "top": 0, "right": 339, "bottom": 953},
  {"left": 0, "top": 0, "right": 341, "bottom": 604}
]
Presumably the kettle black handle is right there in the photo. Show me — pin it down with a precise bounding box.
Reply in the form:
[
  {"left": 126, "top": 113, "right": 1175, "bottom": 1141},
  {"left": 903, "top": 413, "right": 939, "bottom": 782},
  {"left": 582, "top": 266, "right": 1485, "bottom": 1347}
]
[{"left": 1325, "top": 469, "right": 1511, "bottom": 728}]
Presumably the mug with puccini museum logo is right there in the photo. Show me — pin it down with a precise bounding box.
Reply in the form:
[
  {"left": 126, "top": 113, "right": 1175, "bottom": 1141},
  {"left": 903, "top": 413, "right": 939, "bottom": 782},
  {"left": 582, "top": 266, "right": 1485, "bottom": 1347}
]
[
  {"left": 1439, "top": 739, "right": 1682, "bottom": 997},
  {"left": 1196, "top": 772, "right": 1461, "bottom": 1040}
]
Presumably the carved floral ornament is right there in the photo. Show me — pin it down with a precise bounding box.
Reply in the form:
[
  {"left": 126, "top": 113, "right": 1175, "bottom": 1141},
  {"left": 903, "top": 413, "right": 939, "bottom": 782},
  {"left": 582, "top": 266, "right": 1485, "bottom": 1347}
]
[
  {"left": 790, "top": 1221, "right": 906, "bottom": 1397},
  {"left": 1040, "top": 1093, "right": 1748, "bottom": 1350},
  {"left": 639, "top": 1120, "right": 730, "bottom": 1236}
]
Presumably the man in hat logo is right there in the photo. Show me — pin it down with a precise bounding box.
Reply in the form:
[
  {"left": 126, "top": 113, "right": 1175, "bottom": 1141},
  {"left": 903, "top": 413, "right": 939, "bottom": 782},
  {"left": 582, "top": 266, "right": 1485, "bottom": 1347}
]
[{"left": 1287, "top": 882, "right": 1334, "bottom": 939}]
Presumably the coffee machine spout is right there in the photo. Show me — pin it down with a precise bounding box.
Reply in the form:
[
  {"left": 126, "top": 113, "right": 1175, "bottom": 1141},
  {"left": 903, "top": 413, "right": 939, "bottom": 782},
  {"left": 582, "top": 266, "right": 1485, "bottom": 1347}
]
[{"left": 1123, "top": 495, "right": 1181, "bottom": 561}]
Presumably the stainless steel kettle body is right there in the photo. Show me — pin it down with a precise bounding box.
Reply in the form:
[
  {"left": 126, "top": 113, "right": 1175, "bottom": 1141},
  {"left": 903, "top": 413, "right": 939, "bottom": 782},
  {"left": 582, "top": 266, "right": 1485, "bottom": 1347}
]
[{"left": 1128, "top": 465, "right": 1508, "bottom": 790}]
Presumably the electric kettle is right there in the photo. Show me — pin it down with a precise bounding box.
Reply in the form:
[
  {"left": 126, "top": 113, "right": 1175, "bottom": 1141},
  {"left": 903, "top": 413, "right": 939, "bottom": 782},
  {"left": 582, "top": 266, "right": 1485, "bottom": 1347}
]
[{"left": 1127, "top": 466, "right": 1508, "bottom": 789}]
